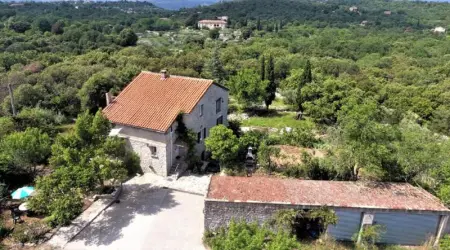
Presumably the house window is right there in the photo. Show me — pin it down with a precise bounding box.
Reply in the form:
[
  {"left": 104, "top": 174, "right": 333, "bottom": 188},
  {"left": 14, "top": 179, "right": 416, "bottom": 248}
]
[
  {"left": 197, "top": 132, "right": 202, "bottom": 143},
  {"left": 216, "top": 98, "right": 222, "bottom": 113},
  {"left": 203, "top": 127, "right": 207, "bottom": 139},
  {"left": 200, "top": 104, "right": 204, "bottom": 117},
  {"left": 150, "top": 146, "right": 157, "bottom": 157},
  {"left": 216, "top": 116, "right": 223, "bottom": 125}
]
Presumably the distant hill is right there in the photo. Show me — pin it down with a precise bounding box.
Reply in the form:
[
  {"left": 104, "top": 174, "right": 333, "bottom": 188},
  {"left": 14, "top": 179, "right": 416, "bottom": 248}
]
[{"left": 150, "top": 0, "right": 221, "bottom": 10}]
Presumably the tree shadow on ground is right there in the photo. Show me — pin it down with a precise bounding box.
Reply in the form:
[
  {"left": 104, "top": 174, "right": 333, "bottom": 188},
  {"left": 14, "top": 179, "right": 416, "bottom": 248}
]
[{"left": 72, "top": 183, "right": 179, "bottom": 247}]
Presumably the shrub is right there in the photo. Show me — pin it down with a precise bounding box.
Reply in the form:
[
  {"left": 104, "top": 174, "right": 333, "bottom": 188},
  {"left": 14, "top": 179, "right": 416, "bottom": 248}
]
[
  {"left": 11, "top": 222, "right": 50, "bottom": 244},
  {"left": 271, "top": 208, "right": 338, "bottom": 239},
  {"left": 353, "top": 224, "right": 386, "bottom": 248},
  {"left": 280, "top": 121, "right": 317, "bottom": 147},
  {"left": 204, "top": 220, "right": 301, "bottom": 250},
  {"left": 441, "top": 235, "right": 450, "bottom": 250}
]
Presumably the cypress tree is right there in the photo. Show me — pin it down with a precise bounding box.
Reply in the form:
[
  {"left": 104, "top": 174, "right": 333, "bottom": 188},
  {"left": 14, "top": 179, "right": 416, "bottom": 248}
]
[
  {"left": 297, "top": 60, "right": 312, "bottom": 111},
  {"left": 264, "top": 55, "right": 276, "bottom": 110},
  {"left": 260, "top": 55, "right": 265, "bottom": 81},
  {"left": 257, "top": 17, "right": 262, "bottom": 31}
]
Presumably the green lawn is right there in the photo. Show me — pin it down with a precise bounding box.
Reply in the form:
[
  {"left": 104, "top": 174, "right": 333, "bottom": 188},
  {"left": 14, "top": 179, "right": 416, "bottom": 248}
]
[{"left": 241, "top": 112, "right": 304, "bottom": 128}]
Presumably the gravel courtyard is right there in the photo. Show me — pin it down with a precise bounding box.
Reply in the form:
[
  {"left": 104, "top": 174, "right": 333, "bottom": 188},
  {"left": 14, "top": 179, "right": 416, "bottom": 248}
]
[{"left": 64, "top": 183, "right": 206, "bottom": 250}]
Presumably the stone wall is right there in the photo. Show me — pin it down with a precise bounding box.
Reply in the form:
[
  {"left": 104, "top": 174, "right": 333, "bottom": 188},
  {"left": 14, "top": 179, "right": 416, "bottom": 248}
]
[
  {"left": 116, "top": 125, "right": 171, "bottom": 176},
  {"left": 205, "top": 200, "right": 304, "bottom": 231}
]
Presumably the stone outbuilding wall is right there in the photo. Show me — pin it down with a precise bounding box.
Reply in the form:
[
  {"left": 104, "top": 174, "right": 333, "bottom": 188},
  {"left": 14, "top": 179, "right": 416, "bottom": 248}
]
[{"left": 204, "top": 199, "right": 449, "bottom": 246}]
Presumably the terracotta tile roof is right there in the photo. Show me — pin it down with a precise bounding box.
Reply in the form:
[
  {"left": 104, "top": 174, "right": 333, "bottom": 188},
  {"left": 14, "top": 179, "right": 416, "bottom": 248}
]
[
  {"left": 207, "top": 176, "right": 450, "bottom": 213},
  {"left": 103, "top": 71, "right": 214, "bottom": 132},
  {"left": 198, "top": 20, "right": 227, "bottom": 24}
]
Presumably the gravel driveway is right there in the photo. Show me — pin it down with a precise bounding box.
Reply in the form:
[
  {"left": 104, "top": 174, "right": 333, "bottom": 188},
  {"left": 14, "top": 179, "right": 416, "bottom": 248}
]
[{"left": 65, "top": 184, "right": 206, "bottom": 250}]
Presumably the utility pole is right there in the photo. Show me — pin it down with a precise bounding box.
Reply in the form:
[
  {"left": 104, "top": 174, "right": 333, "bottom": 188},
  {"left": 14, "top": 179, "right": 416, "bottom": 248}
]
[{"left": 7, "top": 83, "right": 16, "bottom": 116}]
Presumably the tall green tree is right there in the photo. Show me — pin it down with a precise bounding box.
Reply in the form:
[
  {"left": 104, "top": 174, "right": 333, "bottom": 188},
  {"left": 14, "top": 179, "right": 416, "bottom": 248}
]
[
  {"left": 79, "top": 70, "right": 120, "bottom": 112},
  {"left": 260, "top": 55, "right": 265, "bottom": 81},
  {"left": 229, "top": 69, "right": 267, "bottom": 108},
  {"left": 205, "top": 125, "right": 239, "bottom": 169},
  {"left": 205, "top": 47, "right": 226, "bottom": 84},
  {"left": 264, "top": 55, "right": 276, "bottom": 109},
  {"left": 297, "top": 60, "right": 312, "bottom": 111},
  {"left": 118, "top": 28, "right": 138, "bottom": 46},
  {"left": 256, "top": 17, "right": 262, "bottom": 31}
]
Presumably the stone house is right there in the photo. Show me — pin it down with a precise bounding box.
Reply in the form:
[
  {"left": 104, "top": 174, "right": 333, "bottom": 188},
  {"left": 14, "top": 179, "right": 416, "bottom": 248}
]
[
  {"left": 104, "top": 71, "right": 229, "bottom": 176},
  {"left": 198, "top": 20, "right": 227, "bottom": 30}
]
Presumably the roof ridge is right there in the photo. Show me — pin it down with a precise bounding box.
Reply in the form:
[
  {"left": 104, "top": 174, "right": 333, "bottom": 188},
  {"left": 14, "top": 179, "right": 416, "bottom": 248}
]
[{"left": 141, "top": 71, "right": 214, "bottom": 83}]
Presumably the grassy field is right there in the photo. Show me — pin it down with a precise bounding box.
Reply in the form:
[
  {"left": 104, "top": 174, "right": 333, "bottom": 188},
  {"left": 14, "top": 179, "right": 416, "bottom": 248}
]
[{"left": 241, "top": 111, "right": 304, "bottom": 128}]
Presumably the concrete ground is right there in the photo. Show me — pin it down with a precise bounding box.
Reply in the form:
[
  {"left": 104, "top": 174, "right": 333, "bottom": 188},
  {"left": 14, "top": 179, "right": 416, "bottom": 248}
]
[
  {"left": 126, "top": 173, "right": 211, "bottom": 195},
  {"left": 65, "top": 184, "right": 205, "bottom": 250}
]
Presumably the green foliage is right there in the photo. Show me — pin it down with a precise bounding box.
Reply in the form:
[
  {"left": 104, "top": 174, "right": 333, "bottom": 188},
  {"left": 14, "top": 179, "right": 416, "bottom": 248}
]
[
  {"left": 118, "top": 28, "right": 138, "bottom": 46},
  {"left": 229, "top": 69, "right": 267, "bottom": 108},
  {"left": 79, "top": 70, "right": 120, "bottom": 112},
  {"left": 297, "top": 59, "right": 312, "bottom": 111},
  {"left": 14, "top": 107, "right": 63, "bottom": 136},
  {"left": 204, "top": 220, "right": 301, "bottom": 250},
  {"left": 271, "top": 208, "right": 337, "bottom": 237},
  {"left": 175, "top": 113, "right": 198, "bottom": 167},
  {"left": 264, "top": 55, "right": 276, "bottom": 109},
  {"left": 29, "top": 174, "right": 84, "bottom": 226},
  {"left": 205, "top": 125, "right": 240, "bottom": 169},
  {"left": 354, "top": 224, "right": 386, "bottom": 248},
  {"left": 257, "top": 140, "right": 280, "bottom": 173},
  {"left": 208, "top": 28, "right": 220, "bottom": 40},
  {"left": 279, "top": 120, "right": 317, "bottom": 147},
  {"left": 29, "top": 111, "right": 138, "bottom": 226},
  {"left": 11, "top": 221, "right": 50, "bottom": 244},
  {"left": 0, "top": 128, "right": 51, "bottom": 177},
  {"left": 204, "top": 47, "right": 226, "bottom": 84},
  {"left": 0, "top": 117, "right": 15, "bottom": 139},
  {"left": 440, "top": 235, "right": 450, "bottom": 250}
]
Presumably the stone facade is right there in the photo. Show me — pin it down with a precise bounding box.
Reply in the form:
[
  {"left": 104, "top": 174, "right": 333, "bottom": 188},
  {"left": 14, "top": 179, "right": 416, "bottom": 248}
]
[
  {"left": 205, "top": 200, "right": 294, "bottom": 231},
  {"left": 114, "top": 84, "right": 228, "bottom": 176},
  {"left": 204, "top": 199, "right": 448, "bottom": 246}
]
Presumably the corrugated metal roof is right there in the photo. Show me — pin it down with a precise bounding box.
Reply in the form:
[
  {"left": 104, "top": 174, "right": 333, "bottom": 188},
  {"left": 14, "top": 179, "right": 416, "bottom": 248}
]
[
  {"left": 103, "top": 71, "right": 213, "bottom": 132},
  {"left": 207, "top": 176, "right": 450, "bottom": 213}
]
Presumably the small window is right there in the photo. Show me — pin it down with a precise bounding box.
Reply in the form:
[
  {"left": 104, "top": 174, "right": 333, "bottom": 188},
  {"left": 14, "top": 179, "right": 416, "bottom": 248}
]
[
  {"left": 197, "top": 132, "right": 202, "bottom": 143},
  {"left": 216, "top": 98, "right": 222, "bottom": 113},
  {"left": 216, "top": 116, "right": 223, "bottom": 125},
  {"left": 200, "top": 104, "right": 204, "bottom": 117},
  {"left": 150, "top": 146, "right": 157, "bottom": 156},
  {"left": 203, "top": 127, "right": 207, "bottom": 139}
]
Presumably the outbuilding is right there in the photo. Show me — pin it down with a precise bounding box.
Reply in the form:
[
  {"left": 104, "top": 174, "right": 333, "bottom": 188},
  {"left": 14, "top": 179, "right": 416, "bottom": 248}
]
[{"left": 204, "top": 176, "right": 450, "bottom": 246}]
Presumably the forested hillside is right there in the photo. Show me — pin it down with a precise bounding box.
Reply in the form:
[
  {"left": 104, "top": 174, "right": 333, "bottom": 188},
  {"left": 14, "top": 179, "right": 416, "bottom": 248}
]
[
  {"left": 181, "top": 0, "right": 450, "bottom": 28},
  {"left": 0, "top": 0, "right": 450, "bottom": 243}
]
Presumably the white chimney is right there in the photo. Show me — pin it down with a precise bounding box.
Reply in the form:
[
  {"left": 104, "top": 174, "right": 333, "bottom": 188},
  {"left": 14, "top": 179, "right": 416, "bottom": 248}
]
[
  {"left": 106, "top": 92, "right": 114, "bottom": 106},
  {"left": 161, "top": 69, "right": 169, "bottom": 80}
]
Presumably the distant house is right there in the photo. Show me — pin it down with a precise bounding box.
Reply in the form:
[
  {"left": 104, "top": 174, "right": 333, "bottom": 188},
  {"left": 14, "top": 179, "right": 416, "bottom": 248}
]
[
  {"left": 433, "top": 26, "right": 446, "bottom": 34},
  {"left": 384, "top": 10, "right": 392, "bottom": 15},
  {"left": 217, "top": 16, "right": 229, "bottom": 22},
  {"left": 198, "top": 20, "right": 227, "bottom": 30},
  {"left": 205, "top": 176, "right": 450, "bottom": 246},
  {"left": 349, "top": 6, "right": 359, "bottom": 12},
  {"left": 104, "top": 71, "right": 229, "bottom": 176},
  {"left": 360, "top": 20, "right": 368, "bottom": 27}
]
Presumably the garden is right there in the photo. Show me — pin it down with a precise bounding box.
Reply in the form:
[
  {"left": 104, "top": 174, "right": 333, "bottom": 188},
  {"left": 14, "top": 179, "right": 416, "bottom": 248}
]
[{"left": 0, "top": 111, "right": 140, "bottom": 248}]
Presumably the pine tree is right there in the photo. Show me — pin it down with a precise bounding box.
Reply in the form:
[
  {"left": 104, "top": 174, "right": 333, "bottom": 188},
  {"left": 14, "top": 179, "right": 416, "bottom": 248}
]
[
  {"left": 260, "top": 55, "right": 265, "bottom": 81},
  {"left": 264, "top": 55, "right": 276, "bottom": 109},
  {"left": 297, "top": 60, "right": 312, "bottom": 111},
  {"left": 206, "top": 46, "right": 226, "bottom": 84}
]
